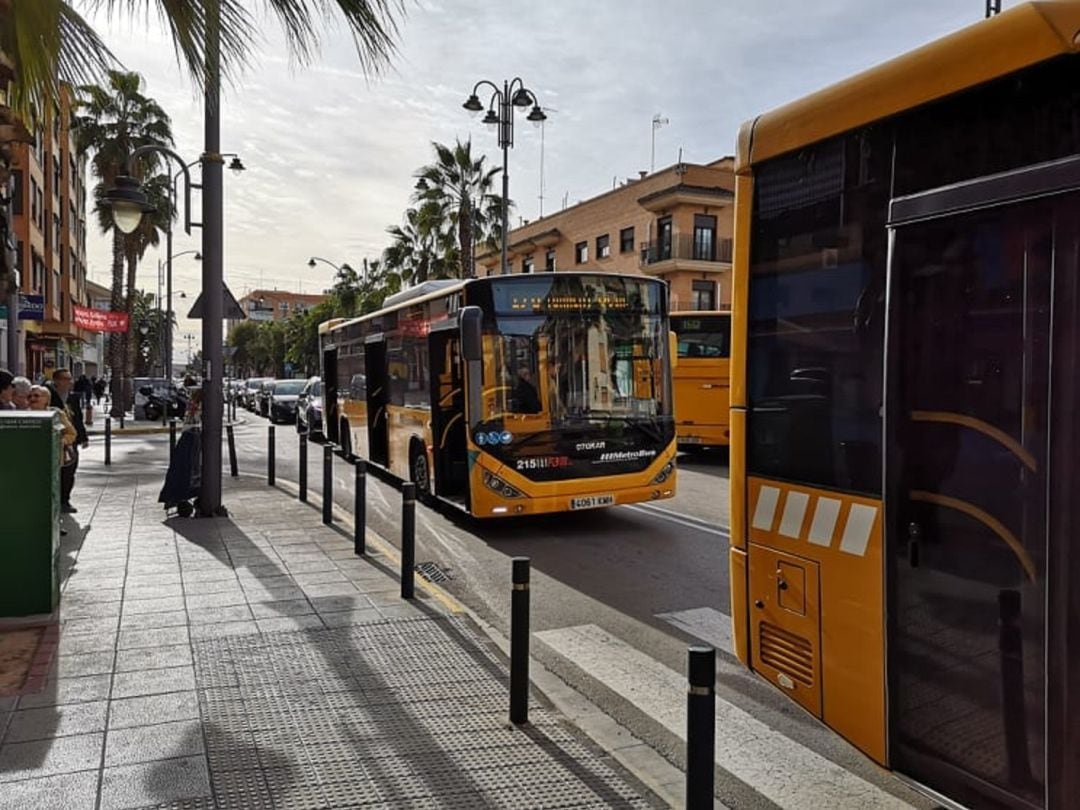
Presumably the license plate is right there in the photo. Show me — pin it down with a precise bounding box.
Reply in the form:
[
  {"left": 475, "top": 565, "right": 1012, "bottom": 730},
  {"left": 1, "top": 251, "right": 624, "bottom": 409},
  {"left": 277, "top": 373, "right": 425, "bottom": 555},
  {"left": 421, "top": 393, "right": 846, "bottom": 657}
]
[
  {"left": 570, "top": 494, "right": 615, "bottom": 510},
  {"left": 680, "top": 436, "right": 703, "bottom": 444}
]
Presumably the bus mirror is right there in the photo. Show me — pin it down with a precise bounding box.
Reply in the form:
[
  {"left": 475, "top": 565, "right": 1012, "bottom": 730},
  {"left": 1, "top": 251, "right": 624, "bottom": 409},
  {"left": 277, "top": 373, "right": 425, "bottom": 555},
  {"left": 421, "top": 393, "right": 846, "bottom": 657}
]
[
  {"left": 461, "top": 306, "right": 483, "bottom": 362},
  {"left": 669, "top": 331, "right": 678, "bottom": 368}
]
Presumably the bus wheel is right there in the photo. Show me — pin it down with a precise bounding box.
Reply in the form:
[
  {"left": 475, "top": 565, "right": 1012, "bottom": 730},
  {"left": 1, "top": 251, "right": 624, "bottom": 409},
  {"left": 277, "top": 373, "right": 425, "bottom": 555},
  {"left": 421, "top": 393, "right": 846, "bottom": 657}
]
[{"left": 410, "top": 442, "right": 431, "bottom": 499}]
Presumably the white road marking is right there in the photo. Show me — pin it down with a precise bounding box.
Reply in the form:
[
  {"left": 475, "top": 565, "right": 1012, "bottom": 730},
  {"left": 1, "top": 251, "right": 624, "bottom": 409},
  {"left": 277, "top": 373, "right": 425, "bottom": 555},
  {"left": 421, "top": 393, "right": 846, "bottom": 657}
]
[
  {"left": 535, "top": 624, "right": 913, "bottom": 809},
  {"left": 808, "top": 497, "right": 841, "bottom": 547},
  {"left": 623, "top": 504, "right": 730, "bottom": 538},
  {"left": 656, "top": 607, "right": 733, "bottom": 655},
  {"left": 839, "top": 503, "right": 877, "bottom": 557}
]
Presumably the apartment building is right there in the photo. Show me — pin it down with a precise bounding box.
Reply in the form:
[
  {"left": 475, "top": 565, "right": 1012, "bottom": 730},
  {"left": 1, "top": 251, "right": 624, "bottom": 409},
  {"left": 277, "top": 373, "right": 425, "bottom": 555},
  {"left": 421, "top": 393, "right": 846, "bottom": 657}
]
[
  {"left": 236, "top": 289, "right": 329, "bottom": 324},
  {"left": 476, "top": 158, "right": 734, "bottom": 311},
  {"left": 8, "top": 87, "right": 90, "bottom": 378}
]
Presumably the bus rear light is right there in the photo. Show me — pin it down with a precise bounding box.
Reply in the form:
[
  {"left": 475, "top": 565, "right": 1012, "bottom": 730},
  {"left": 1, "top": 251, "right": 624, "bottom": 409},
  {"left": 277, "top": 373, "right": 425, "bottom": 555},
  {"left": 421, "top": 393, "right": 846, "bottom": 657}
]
[{"left": 483, "top": 471, "right": 523, "bottom": 499}]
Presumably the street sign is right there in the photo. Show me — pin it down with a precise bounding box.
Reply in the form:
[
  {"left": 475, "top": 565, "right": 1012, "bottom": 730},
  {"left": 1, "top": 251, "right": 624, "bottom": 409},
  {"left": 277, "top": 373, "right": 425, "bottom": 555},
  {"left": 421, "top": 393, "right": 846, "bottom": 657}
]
[{"left": 187, "top": 283, "right": 246, "bottom": 320}]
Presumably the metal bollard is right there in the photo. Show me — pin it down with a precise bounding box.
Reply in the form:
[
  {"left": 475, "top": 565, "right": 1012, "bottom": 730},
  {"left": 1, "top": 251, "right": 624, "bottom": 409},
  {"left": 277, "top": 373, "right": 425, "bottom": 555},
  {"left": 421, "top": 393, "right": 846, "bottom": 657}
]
[
  {"left": 119, "top": 412, "right": 125, "bottom": 430},
  {"left": 322, "top": 444, "right": 333, "bottom": 525},
  {"left": 354, "top": 459, "right": 366, "bottom": 556},
  {"left": 267, "top": 425, "right": 276, "bottom": 486},
  {"left": 401, "top": 483, "right": 415, "bottom": 599},
  {"left": 510, "top": 557, "right": 531, "bottom": 725},
  {"left": 298, "top": 429, "right": 308, "bottom": 503},
  {"left": 226, "top": 422, "right": 238, "bottom": 478},
  {"left": 169, "top": 419, "right": 177, "bottom": 460},
  {"left": 686, "top": 646, "right": 716, "bottom": 808},
  {"left": 104, "top": 416, "right": 112, "bottom": 466}
]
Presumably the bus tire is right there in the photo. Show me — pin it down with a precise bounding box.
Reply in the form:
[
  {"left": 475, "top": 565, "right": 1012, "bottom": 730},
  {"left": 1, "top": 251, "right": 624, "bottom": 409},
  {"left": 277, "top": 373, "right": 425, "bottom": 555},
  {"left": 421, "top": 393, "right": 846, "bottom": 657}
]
[{"left": 409, "top": 439, "right": 431, "bottom": 500}]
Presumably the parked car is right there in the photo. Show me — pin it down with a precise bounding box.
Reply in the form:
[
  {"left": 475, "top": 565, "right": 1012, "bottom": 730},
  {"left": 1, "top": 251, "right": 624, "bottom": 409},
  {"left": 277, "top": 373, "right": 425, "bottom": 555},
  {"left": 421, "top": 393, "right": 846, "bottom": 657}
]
[
  {"left": 243, "top": 377, "right": 272, "bottom": 410},
  {"left": 257, "top": 379, "right": 276, "bottom": 418},
  {"left": 297, "top": 377, "right": 323, "bottom": 437},
  {"left": 268, "top": 379, "right": 306, "bottom": 424}
]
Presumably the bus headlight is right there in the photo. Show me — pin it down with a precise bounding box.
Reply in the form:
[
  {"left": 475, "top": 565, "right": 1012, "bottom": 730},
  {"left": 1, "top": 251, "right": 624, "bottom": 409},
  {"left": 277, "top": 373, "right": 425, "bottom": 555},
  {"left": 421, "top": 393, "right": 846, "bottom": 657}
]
[
  {"left": 483, "top": 471, "right": 523, "bottom": 499},
  {"left": 651, "top": 462, "right": 675, "bottom": 485}
]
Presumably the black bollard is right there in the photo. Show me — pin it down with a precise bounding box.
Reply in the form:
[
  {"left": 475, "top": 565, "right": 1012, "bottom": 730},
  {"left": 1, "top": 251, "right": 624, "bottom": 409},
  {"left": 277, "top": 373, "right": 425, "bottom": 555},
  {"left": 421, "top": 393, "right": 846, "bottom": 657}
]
[
  {"left": 226, "top": 422, "right": 238, "bottom": 478},
  {"left": 510, "top": 557, "right": 531, "bottom": 725},
  {"left": 686, "top": 646, "right": 716, "bottom": 808},
  {"left": 104, "top": 416, "right": 112, "bottom": 466},
  {"left": 354, "top": 459, "right": 366, "bottom": 556},
  {"left": 169, "top": 419, "right": 177, "bottom": 460},
  {"left": 322, "top": 444, "right": 333, "bottom": 525},
  {"left": 267, "top": 425, "right": 276, "bottom": 486},
  {"left": 401, "top": 483, "right": 415, "bottom": 599},
  {"left": 119, "top": 412, "right": 125, "bottom": 430},
  {"left": 298, "top": 428, "right": 308, "bottom": 503}
]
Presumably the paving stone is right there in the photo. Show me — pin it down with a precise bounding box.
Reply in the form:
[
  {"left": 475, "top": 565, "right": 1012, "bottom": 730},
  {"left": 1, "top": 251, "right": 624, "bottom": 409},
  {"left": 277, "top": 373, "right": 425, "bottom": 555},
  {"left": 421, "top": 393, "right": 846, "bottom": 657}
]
[
  {"left": 99, "top": 755, "right": 211, "bottom": 810},
  {"left": 4, "top": 701, "right": 108, "bottom": 743},
  {"left": 60, "top": 616, "right": 120, "bottom": 637},
  {"left": 185, "top": 591, "right": 248, "bottom": 609},
  {"left": 0, "top": 732, "right": 104, "bottom": 782},
  {"left": 190, "top": 621, "right": 259, "bottom": 640},
  {"left": 112, "top": 666, "right": 196, "bottom": 699},
  {"left": 54, "top": 651, "right": 115, "bottom": 678},
  {"left": 299, "top": 581, "right": 358, "bottom": 599},
  {"left": 247, "top": 600, "right": 314, "bottom": 619},
  {"left": 119, "top": 610, "right": 189, "bottom": 632},
  {"left": 57, "top": 630, "right": 117, "bottom": 657},
  {"left": 123, "top": 596, "right": 186, "bottom": 615},
  {"left": 109, "top": 692, "right": 200, "bottom": 730},
  {"left": 317, "top": 609, "right": 384, "bottom": 628},
  {"left": 186, "top": 605, "right": 254, "bottom": 625},
  {"left": 255, "top": 615, "right": 325, "bottom": 635},
  {"left": 18, "top": 674, "right": 112, "bottom": 709},
  {"left": 115, "top": 644, "right": 193, "bottom": 673},
  {"left": 0, "top": 768, "right": 100, "bottom": 810},
  {"left": 105, "top": 719, "right": 204, "bottom": 766},
  {"left": 117, "top": 626, "right": 189, "bottom": 650}
]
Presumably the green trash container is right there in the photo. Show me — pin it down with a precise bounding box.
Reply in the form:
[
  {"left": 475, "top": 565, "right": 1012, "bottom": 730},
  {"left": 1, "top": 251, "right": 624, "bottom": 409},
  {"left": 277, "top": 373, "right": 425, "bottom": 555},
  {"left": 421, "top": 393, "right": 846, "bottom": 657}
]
[{"left": 0, "top": 411, "right": 61, "bottom": 616}]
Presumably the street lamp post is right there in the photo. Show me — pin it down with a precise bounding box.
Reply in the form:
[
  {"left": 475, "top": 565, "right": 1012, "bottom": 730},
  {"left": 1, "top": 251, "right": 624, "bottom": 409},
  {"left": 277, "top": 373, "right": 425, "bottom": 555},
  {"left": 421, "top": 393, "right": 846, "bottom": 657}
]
[
  {"left": 308, "top": 256, "right": 361, "bottom": 283},
  {"left": 159, "top": 250, "right": 200, "bottom": 380},
  {"left": 463, "top": 78, "right": 547, "bottom": 275}
]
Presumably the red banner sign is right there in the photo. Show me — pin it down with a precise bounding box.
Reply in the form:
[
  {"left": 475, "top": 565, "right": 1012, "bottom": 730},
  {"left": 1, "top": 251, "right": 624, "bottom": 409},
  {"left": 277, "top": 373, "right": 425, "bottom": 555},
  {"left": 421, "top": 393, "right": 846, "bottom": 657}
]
[{"left": 73, "top": 305, "right": 129, "bottom": 333}]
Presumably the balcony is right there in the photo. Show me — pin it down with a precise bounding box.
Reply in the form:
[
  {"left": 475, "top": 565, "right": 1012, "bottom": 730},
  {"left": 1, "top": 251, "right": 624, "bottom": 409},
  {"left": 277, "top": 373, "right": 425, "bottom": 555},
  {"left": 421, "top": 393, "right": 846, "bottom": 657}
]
[{"left": 639, "top": 234, "right": 732, "bottom": 271}]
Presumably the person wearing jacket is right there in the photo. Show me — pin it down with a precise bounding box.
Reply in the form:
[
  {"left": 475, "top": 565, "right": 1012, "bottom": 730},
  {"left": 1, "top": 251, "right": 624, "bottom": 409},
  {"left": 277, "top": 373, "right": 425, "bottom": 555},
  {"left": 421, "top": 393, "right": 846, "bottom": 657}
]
[{"left": 46, "top": 369, "right": 88, "bottom": 514}]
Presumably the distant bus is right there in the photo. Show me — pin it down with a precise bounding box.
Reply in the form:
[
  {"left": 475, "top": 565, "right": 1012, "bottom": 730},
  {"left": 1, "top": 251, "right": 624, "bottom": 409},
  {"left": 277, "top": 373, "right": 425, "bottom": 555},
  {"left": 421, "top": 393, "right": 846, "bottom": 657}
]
[
  {"left": 318, "top": 272, "right": 677, "bottom": 518},
  {"left": 670, "top": 311, "right": 730, "bottom": 450}
]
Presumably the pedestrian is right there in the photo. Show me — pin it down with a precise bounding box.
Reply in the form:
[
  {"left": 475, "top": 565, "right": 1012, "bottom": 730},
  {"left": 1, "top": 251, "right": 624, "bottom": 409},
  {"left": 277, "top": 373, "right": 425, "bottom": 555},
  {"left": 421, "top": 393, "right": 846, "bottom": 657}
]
[
  {"left": 46, "top": 369, "right": 88, "bottom": 514},
  {"left": 11, "top": 376, "right": 31, "bottom": 409},
  {"left": 74, "top": 373, "right": 92, "bottom": 408},
  {"left": 0, "top": 369, "right": 14, "bottom": 410},
  {"left": 29, "top": 384, "right": 76, "bottom": 536},
  {"left": 92, "top": 375, "right": 104, "bottom": 404}
]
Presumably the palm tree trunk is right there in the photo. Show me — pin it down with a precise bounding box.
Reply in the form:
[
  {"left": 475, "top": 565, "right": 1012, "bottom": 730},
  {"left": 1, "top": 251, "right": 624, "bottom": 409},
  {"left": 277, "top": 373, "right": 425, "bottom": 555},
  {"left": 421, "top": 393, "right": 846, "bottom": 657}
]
[
  {"left": 458, "top": 197, "right": 473, "bottom": 279},
  {"left": 108, "top": 231, "right": 125, "bottom": 417}
]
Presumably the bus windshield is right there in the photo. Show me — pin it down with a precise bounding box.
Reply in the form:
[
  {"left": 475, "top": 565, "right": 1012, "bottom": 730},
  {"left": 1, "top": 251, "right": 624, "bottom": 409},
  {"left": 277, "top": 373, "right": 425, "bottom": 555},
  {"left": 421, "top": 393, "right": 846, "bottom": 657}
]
[{"left": 672, "top": 314, "right": 730, "bottom": 358}]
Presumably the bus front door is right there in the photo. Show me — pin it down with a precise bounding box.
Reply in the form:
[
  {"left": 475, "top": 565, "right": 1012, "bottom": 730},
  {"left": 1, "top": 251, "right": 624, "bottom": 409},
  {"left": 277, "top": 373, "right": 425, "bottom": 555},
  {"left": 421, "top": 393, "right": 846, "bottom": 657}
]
[
  {"left": 886, "top": 189, "right": 1077, "bottom": 809},
  {"left": 322, "top": 346, "right": 338, "bottom": 445},
  {"left": 365, "top": 338, "right": 389, "bottom": 467},
  {"left": 429, "top": 327, "right": 468, "bottom": 500}
]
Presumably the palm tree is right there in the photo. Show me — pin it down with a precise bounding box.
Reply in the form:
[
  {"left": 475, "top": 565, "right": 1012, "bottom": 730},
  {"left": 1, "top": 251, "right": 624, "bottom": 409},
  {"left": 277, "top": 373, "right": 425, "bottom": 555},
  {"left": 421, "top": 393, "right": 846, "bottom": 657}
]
[
  {"left": 7, "top": 1, "right": 404, "bottom": 129},
  {"left": 413, "top": 139, "right": 504, "bottom": 279},
  {"left": 77, "top": 70, "right": 173, "bottom": 415},
  {"left": 384, "top": 202, "right": 456, "bottom": 285}
]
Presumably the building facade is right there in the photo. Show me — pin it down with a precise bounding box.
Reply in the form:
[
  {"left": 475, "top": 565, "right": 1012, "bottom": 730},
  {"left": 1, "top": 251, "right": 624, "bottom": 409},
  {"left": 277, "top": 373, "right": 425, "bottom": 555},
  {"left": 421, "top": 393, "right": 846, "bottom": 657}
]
[
  {"left": 8, "top": 87, "right": 90, "bottom": 379},
  {"left": 476, "top": 158, "right": 735, "bottom": 311},
  {"left": 236, "top": 289, "right": 329, "bottom": 324}
]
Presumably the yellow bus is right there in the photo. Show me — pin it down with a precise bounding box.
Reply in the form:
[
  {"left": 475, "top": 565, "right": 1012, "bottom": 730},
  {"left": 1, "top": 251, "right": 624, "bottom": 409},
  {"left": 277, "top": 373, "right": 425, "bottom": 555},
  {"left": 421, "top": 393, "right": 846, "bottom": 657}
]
[
  {"left": 729, "top": 4, "right": 1080, "bottom": 807},
  {"left": 319, "top": 272, "right": 677, "bottom": 517},
  {"left": 670, "top": 310, "right": 730, "bottom": 451}
]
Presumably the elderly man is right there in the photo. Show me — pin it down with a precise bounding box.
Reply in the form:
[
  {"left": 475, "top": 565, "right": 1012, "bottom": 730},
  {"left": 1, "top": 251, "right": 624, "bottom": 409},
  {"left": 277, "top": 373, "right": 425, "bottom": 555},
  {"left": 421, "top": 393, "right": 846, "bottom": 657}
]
[
  {"left": 11, "top": 376, "right": 31, "bottom": 409},
  {"left": 46, "top": 369, "right": 89, "bottom": 513}
]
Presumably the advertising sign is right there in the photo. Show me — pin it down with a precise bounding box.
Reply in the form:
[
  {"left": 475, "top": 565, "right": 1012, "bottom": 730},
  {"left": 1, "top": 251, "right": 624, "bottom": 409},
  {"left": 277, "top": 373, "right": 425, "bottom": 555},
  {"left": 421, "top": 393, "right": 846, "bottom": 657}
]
[
  {"left": 73, "top": 305, "right": 129, "bottom": 333},
  {"left": 17, "top": 294, "right": 44, "bottom": 321}
]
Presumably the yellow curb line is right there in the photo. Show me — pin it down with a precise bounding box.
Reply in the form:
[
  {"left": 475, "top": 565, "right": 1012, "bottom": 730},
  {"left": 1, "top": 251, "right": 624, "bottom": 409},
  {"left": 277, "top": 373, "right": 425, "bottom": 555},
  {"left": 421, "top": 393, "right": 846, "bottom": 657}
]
[{"left": 268, "top": 476, "right": 466, "bottom": 615}]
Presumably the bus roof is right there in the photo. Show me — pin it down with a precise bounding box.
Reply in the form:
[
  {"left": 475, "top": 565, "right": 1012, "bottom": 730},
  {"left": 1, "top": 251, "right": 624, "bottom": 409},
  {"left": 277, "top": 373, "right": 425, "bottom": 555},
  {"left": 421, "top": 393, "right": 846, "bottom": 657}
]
[{"left": 735, "top": 2, "right": 1080, "bottom": 173}]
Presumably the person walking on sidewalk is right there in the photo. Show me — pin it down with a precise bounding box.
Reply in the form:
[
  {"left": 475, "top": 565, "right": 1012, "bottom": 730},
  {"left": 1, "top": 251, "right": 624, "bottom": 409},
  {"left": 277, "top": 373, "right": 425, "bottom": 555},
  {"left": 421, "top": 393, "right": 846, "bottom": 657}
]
[
  {"left": 74, "top": 373, "right": 92, "bottom": 408},
  {"left": 92, "top": 375, "right": 105, "bottom": 405},
  {"left": 0, "top": 369, "right": 14, "bottom": 410},
  {"left": 46, "top": 370, "right": 88, "bottom": 514}
]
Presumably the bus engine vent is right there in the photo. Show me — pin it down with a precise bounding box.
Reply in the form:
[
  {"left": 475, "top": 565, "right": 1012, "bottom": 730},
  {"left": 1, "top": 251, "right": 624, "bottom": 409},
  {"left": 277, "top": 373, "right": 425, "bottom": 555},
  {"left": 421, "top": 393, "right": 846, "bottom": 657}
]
[{"left": 759, "top": 621, "right": 814, "bottom": 686}]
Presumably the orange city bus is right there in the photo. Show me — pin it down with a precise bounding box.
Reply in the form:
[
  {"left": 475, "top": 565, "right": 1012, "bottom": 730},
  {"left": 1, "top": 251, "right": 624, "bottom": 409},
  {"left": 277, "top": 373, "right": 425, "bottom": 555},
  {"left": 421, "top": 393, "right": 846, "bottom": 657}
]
[
  {"left": 319, "top": 272, "right": 677, "bottom": 518},
  {"left": 670, "top": 311, "right": 730, "bottom": 450},
  {"left": 728, "top": 4, "right": 1080, "bottom": 808}
]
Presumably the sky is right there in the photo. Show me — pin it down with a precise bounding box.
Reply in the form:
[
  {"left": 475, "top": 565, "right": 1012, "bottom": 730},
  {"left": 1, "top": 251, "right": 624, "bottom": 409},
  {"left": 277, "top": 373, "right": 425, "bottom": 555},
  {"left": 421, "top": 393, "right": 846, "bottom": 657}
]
[{"left": 83, "top": 0, "right": 982, "bottom": 364}]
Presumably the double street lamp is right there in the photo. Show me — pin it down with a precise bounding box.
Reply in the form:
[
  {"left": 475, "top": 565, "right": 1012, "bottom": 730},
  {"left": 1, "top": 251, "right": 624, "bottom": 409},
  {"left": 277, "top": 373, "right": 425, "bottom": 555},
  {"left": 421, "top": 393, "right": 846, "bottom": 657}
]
[
  {"left": 463, "top": 78, "right": 547, "bottom": 275},
  {"left": 308, "top": 255, "right": 365, "bottom": 285}
]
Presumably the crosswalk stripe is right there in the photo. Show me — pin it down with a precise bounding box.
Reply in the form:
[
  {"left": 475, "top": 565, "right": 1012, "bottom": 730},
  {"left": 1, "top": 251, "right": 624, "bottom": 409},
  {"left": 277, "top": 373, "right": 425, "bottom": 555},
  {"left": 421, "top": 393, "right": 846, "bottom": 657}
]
[
  {"left": 534, "top": 624, "right": 914, "bottom": 809},
  {"left": 656, "top": 607, "right": 733, "bottom": 655}
]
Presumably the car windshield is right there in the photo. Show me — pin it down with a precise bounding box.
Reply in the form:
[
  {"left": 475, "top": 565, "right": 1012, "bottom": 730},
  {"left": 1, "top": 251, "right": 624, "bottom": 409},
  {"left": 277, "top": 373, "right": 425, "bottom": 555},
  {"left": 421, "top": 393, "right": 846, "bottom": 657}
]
[
  {"left": 274, "top": 381, "right": 306, "bottom": 395},
  {"left": 310, "top": 381, "right": 322, "bottom": 397}
]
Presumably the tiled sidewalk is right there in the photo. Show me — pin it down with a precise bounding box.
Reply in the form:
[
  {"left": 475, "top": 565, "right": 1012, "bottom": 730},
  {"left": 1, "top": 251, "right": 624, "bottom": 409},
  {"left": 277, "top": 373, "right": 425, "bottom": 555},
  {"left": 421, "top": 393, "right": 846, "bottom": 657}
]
[{"left": 0, "top": 465, "right": 658, "bottom": 809}]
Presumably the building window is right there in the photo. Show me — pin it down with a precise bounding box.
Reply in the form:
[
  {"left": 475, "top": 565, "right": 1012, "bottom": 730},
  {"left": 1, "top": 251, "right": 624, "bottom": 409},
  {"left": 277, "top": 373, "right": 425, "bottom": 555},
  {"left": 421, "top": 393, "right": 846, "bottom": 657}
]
[
  {"left": 575, "top": 241, "right": 588, "bottom": 264},
  {"left": 545, "top": 249, "right": 556, "bottom": 272},
  {"left": 657, "top": 216, "right": 673, "bottom": 261},
  {"left": 30, "top": 178, "right": 39, "bottom": 226},
  {"left": 278, "top": 301, "right": 289, "bottom": 312},
  {"left": 521, "top": 255, "right": 534, "bottom": 274},
  {"left": 691, "top": 279, "right": 716, "bottom": 311},
  {"left": 693, "top": 214, "right": 717, "bottom": 261},
  {"left": 11, "top": 170, "right": 22, "bottom": 215},
  {"left": 596, "top": 234, "right": 610, "bottom": 259},
  {"left": 620, "top": 226, "right": 634, "bottom": 253}
]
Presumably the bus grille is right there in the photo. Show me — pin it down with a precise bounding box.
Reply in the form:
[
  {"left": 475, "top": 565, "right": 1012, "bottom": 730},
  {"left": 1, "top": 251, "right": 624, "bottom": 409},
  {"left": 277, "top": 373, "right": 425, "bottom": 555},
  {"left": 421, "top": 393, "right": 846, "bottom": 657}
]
[{"left": 759, "top": 622, "right": 814, "bottom": 686}]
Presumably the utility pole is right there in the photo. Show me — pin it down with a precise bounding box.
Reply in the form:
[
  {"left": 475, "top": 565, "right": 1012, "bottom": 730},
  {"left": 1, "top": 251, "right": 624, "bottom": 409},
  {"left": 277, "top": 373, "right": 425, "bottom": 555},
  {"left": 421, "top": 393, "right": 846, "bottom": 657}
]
[{"left": 537, "top": 107, "right": 557, "bottom": 219}]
